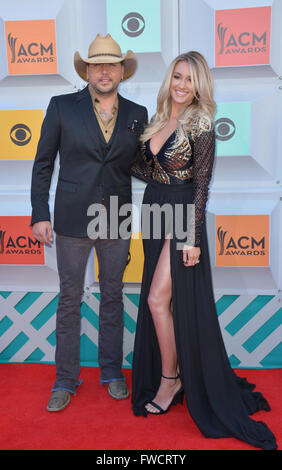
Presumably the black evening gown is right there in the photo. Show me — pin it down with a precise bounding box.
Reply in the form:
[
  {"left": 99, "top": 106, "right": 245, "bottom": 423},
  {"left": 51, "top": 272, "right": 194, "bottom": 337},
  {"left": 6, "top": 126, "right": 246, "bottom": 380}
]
[{"left": 130, "top": 118, "right": 277, "bottom": 451}]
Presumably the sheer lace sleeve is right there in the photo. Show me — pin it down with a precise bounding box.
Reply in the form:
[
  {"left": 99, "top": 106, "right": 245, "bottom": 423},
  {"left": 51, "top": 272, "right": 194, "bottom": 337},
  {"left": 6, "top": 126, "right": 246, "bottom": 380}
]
[
  {"left": 192, "top": 126, "right": 215, "bottom": 247},
  {"left": 131, "top": 140, "right": 153, "bottom": 183}
]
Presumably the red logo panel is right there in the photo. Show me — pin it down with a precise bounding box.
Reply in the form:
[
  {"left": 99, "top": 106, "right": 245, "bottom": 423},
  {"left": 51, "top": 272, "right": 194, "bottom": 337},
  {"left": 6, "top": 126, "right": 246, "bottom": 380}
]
[
  {"left": 0, "top": 216, "right": 44, "bottom": 265},
  {"left": 215, "top": 7, "right": 271, "bottom": 67}
]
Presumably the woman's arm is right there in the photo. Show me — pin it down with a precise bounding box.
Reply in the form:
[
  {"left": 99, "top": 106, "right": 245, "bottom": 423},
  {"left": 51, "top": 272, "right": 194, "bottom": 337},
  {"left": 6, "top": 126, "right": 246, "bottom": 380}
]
[{"left": 192, "top": 127, "right": 215, "bottom": 247}]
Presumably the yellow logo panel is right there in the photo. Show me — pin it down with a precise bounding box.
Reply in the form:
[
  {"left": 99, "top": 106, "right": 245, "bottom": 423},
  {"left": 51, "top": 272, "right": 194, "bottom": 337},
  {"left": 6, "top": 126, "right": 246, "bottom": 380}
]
[
  {"left": 0, "top": 109, "right": 43, "bottom": 160},
  {"left": 94, "top": 233, "right": 144, "bottom": 283}
]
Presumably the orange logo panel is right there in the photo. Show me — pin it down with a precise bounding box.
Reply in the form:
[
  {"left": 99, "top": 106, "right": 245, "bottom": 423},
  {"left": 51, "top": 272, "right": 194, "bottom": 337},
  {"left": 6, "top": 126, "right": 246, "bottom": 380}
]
[
  {"left": 5, "top": 19, "right": 57, "bottom": 75},
  {"left": 0, "top": 216, "right": 44, "bottom": 265},
  {"left": 215, "top": 7, "right": 271, "bottom": 66},
  {"left": 216, "top": 215, "right": 269, "bottom": 267}
]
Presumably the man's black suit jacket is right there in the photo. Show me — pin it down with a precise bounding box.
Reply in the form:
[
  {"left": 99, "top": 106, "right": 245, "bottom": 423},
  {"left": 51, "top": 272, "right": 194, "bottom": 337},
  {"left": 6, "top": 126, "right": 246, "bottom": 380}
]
[{"left": 30, "top": 86, "right": 148, "bottom": 237}]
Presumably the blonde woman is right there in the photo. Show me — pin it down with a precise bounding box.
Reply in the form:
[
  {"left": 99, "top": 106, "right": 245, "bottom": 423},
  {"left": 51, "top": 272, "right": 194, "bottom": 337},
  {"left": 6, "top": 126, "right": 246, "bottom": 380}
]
[{"left": 131, "top": 52, "right": 276, "bottom": 450}]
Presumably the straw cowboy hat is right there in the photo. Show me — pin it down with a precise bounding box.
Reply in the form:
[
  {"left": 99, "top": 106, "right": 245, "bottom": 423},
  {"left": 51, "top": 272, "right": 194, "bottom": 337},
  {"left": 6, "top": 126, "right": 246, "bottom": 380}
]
[{"left": 74, "top": 33, "right": 137, "bottom": 82}]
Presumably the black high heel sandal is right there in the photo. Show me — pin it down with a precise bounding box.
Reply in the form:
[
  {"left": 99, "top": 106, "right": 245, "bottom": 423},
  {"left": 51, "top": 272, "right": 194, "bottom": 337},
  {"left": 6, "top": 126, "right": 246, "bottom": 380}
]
[{"left": 145, "top": 374, "right": 184, "bottom": 415}]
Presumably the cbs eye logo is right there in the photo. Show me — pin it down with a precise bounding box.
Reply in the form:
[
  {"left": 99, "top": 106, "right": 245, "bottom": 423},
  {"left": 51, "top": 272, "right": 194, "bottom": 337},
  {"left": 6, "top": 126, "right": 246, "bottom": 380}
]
[
  {"left": 10, "top": 123, "right": 32, "bottom": 146},
  {"left": 215, "top": 117, "right": 236, "bottom": 141},
  {"left": 122, "top": 12, "right": 145, "bottom": 37}
]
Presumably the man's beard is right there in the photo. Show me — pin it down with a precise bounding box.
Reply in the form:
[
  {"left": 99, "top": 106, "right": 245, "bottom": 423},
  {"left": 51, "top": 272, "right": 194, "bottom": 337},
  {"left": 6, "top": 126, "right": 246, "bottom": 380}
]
[{"left": 90, "top": 81, "right": 119, "bottom": 96}]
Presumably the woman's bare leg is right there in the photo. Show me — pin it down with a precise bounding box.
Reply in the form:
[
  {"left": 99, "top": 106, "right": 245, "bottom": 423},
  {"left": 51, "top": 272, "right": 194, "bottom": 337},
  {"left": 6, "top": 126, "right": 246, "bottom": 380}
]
[{"left": 146, "top": 238, "right": 182, "bottom": 413}]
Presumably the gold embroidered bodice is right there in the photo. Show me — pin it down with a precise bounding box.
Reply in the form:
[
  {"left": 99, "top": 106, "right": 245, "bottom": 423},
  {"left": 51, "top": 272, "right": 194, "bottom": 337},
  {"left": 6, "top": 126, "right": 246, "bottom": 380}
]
[
  {"left": 145, "top": 131, "right": 193, "bottom": 184},
  {"left": 131, "top": 116, "right": 216, "bottom": 246}
]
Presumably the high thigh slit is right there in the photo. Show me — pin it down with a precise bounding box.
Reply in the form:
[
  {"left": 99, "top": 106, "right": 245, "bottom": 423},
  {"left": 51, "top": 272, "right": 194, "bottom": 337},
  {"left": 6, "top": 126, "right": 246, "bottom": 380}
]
[
  {"left": 131, "top": 122, "right": 277, "bottom": 450},
  {"left": 145, "top": 237, "right": 183, "bottom": 414}
]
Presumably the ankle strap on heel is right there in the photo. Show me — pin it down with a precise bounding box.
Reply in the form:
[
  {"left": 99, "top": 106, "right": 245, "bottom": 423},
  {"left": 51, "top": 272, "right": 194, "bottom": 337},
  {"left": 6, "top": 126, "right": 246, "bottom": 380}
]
[{"left": 162, "top": 374, "right": 180, "bottom": 380}]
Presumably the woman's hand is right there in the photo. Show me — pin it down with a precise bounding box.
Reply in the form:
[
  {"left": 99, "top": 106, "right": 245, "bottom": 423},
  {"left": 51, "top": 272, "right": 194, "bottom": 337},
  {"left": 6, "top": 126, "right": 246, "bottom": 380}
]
[{"left": 183, "top": 245, "right": 201, "bottom": 267}]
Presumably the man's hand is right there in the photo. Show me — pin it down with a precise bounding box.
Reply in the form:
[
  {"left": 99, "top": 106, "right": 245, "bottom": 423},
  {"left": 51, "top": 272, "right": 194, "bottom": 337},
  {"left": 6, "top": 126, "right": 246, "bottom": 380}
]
[{"left": 32, "top": 221, "right": 53, "bottom": 247}]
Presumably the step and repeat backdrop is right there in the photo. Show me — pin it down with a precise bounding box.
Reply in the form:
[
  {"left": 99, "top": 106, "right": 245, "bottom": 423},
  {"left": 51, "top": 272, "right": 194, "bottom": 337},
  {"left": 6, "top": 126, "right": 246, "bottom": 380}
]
[{"left": 0, "top": 0, "right": 281, "bottom": 368}]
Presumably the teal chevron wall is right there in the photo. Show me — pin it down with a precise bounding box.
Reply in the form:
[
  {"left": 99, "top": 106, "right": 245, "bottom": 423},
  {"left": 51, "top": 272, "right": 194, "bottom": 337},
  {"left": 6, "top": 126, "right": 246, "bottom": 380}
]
[{"left": 0, "top": 291, "right": 281, "bottom": 368}]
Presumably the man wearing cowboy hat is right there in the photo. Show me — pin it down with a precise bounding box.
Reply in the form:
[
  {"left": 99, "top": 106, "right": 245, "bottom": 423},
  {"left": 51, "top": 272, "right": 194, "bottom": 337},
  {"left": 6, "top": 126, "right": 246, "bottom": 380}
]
[{"left": 31, "top": 34, "right": 148, "bottom": 411}]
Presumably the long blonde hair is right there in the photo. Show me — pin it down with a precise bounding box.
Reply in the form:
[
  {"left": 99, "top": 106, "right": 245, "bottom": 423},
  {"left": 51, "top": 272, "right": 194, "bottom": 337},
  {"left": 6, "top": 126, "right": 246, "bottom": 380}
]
[{"left": 141, "top": 51, "right": 216, "bottom": 146}]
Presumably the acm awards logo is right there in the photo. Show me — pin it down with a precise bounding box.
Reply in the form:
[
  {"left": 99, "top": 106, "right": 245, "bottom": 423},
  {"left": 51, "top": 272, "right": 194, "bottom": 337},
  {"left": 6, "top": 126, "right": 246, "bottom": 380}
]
[
  {"left": 0, "top": 217, "right": 44, "bottom": 265},
  {"left": 215, "top": 7, "right": 271, "bottom": 67},
  {"left": 217, "top": 226, "right": 266, "bottom": 257},
  {"left": 121, "top": 12, "right": 145, "bottom": 37},
  {"left": 7, "top": 32, "right": 55, "bottom": 65},
  {"left": 5, "top": 19, "right": 57, "bottom": 75},
  {"left": 217, "top": 23, "right": 267, "bottom": 57},
  {"left": 0, "top": 228, "right": 42, "bottom": 256}
]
